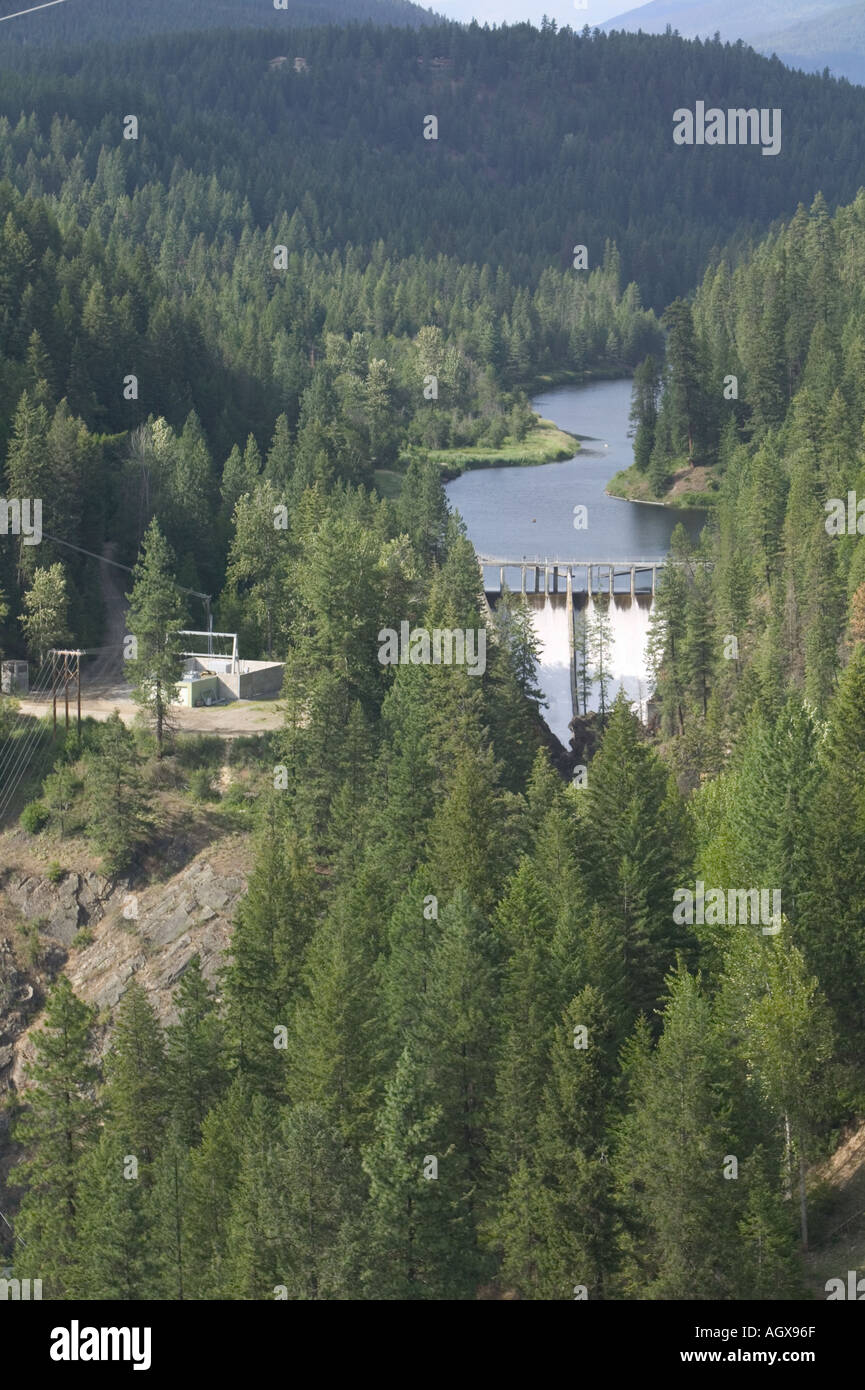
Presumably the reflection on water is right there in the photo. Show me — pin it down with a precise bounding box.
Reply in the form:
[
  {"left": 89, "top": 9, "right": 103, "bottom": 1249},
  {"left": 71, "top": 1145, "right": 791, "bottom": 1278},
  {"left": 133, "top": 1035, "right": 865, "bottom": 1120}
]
[{"left": 446, "top": 378, "right": 707, "bottom": 749}]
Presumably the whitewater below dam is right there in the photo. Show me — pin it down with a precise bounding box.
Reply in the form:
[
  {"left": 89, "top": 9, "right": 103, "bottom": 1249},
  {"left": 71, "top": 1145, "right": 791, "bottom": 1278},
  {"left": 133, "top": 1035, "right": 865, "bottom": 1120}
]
[{"left": 445, "top": 378, "right": 705, "bottom": 748}]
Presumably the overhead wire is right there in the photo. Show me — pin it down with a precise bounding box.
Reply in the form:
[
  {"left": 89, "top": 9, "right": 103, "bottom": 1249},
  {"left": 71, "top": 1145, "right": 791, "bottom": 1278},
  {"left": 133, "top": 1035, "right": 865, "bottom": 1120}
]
[{"left": 0, "top": 657, "right": 60, "bottom": 819}]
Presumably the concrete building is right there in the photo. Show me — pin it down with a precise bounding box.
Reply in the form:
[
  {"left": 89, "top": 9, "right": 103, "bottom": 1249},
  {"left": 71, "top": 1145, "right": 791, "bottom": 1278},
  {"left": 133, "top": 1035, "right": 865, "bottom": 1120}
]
[
  {"left": 173, "top": 633, "right": 283, "bottom": 707},
  {"left": 1, "top": 660, "right": 28, "bottom": 695}
]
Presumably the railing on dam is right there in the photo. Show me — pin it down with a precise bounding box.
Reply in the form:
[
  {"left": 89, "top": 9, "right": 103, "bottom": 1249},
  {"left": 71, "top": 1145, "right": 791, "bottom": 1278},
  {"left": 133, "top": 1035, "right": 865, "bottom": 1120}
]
[{"left": 476, "top": 555, "right": 666, "bottom": 596}]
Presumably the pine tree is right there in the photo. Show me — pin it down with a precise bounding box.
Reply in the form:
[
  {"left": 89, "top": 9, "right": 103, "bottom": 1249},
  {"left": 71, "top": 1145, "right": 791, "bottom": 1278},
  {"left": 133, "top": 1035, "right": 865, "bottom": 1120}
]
[
  {"left": 225, "top": 479, "right": 291, "bottom": 658},
  {"left": 103, "top": 980, "right": 167, "bottom": 1176},
  {"left": 492, "top": 986, "right": 618, "bottom": 1300},
  {"left": 662, "top": 299, "right": 711, "bottom": 463},
  {"left": 126, "top": 517, "right": 186, "bottom": 756},
  {"left": 614, "top": 967, "right": 741, "bottom": 1299},
  {"left": 801, "top": 643, "right": 865, "bottom": 1047},
  {"left": 589, "top": 597, "right": 615, "bottom": 724},
  {"left": 83, "top": 712, "right": 153, "bottom": 873},
  {"left": 287, "top": 882, "right": 385, "bottom": 1147},
  {"left": 581, "top": 693, "right": 694, "bottom": 1025},
  {"left": 181, "top": 1079, "right": 253, "bottom": 1299},
  {"left": 71, "top": 1130, "right": 153, "bottom": 1299},
  {"left": 410, "top": 889, "right": 499, "bottom": 1295},
  {"left": 165, "top": 956, "right": 228, "bottom": 1146},
  {"left": 12, "top": 977, "right": 99, "bottom": 1297},
  {"left": 361, "top": 1047, "right": 452, "bottom": 1299},
  {"left": 735, "top": 1149, "right": 803, "bottom": 1299},
  {"left": 224, "top": 1100, "right": 364, "bottom": 1301},
  {"left": 146, "top": 1124, "right": 191, "bottom": 1301},
  {"left": 488, "top": 860, "right": 558, "bottom": 1176},
  {"left": 222, "top": 800, "right": 320, "bottom": 1097},
  {"left": 629, "top": 353, "right": 661, "bottom": 472}
]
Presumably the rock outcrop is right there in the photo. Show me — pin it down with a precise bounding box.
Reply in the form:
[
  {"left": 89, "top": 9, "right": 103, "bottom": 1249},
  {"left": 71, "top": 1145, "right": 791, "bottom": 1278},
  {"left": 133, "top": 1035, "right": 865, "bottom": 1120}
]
[
  {"left": 0, "top": 844, "right": 251, "bottom": 1094},
  {"left": 2, "top": 870, "right": 111, "bottom": 946}
]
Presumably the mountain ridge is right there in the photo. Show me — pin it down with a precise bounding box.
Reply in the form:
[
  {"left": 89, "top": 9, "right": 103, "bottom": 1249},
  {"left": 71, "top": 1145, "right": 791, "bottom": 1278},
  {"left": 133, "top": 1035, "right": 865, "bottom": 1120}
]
[
  {"left": 604, "top": 0, "right": 865, "bottom": 84},
  {"left": 0, "top": 0, "right": 438, "bottom": 44}
]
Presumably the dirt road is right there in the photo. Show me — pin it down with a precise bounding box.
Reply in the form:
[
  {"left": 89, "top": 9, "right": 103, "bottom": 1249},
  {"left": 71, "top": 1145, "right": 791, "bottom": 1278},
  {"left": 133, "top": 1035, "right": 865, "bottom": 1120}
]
[
  {"left": 9, "top": 542, "right": 284, "bottom": 738},
  {"left": 20, "top": 694, "right": 283, "bottom": 738}
]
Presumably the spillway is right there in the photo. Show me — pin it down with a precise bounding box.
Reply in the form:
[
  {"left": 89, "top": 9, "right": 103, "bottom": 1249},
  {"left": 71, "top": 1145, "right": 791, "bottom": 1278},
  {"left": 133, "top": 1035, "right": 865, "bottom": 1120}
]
[{"left": 505, "top": 590, "right": 655, "bottom": 748}]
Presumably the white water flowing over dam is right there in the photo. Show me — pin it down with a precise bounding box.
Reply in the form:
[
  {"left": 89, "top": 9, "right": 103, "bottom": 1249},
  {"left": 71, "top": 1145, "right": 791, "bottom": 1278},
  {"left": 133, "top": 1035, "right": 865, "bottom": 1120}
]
[
  {"left": 525, "top": 591, "right": 654, "bottom": 748},
  {"left": 446, "top": 378, "right": 706, "bottom": 753}
]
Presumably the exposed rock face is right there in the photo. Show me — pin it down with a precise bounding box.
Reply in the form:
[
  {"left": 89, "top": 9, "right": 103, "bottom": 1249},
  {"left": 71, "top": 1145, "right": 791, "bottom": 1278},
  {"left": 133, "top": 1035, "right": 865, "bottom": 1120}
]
[
  {"left": 66, "top": 858, "right": 245, "bottom": 1022},
  {"left": 2, "top": 871, "right": 111, "bottom": 946},
  {"left": 0, "top": 848, "right": 250, "bottom": 1093}
]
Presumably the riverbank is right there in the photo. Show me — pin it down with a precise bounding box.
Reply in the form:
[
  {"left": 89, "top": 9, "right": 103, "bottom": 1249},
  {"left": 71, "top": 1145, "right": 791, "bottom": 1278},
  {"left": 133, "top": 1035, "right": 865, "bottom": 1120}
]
[
  {"left": 390, "top": 416, "right": 579, "bottom": 491},
  {"left": 607, "top": 461, "right": 719, "bottom": 510},
  {"left": 424, "top": 418, "right": 578, "bottom": 475}
]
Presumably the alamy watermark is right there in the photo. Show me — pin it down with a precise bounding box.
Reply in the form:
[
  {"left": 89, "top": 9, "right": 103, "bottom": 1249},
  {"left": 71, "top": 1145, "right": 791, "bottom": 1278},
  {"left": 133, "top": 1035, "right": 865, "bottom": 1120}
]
[
  {"left": 0, "top": 1275, "right": 42, "bottom": 1300},
  {"left": 673, "top": 882, "right": 782, "bottom": 934},
  {"left": 673, "top": 103, "right": 781, "bottom": 157},
  {"left": 377, "top": 622, "right": 486, "bottom": 676},
  {"left": 825, "top": 492, "right": 865, "bottom": 535},
  {"left": 0, "top": 498, "right": 41, "bottom": 546},
  {"left": 825, "top": 1271, "right": 865, "bottom": 1299},
  {"left": 50, "top": 1323, "right": 151, "bottom": 1371}
]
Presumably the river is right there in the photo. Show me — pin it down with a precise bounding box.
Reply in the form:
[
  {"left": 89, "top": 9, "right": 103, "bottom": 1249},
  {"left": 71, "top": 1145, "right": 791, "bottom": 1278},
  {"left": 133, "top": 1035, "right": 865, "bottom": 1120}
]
[{"left": 445, "top": 378, "right": 705, "bottom": 746}]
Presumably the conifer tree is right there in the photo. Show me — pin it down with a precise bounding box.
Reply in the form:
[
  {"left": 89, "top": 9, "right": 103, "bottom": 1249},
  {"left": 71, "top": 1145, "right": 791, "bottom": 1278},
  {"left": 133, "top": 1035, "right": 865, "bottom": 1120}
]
[
  {"left": 12, "top": 977, "right": 99, "bottom": 1297},
  {"left": 182, "top": 1079, "right": 253, "bottom": 1299},
  {"left": 223, "top": 799, "right": 320, "bottom": 1097},
  {"left": 72, "top": 1130, "right": 154, "bottom": 1299},
  {"left": 83, "top": 712, "right": 153, "bottom": 873},
  {"left": 103, "top": 980, "right": 167, "bottom": 1176},
  {"left": 802, "top": 643, "right": 865, "bottom": 1046},
  {"left": 629, "top": 353, "right": 661, "bottom": 472},
  {"left": 410, "top": 889, "right": 499, "bottom": 1294},
  {"left": 361, "top": 1047, "right": 452, "bottom": 1300},
  {"left": 493, "top": 986, "right": 617, "bottom": 1299},
  {"left": 146, "top": 1123, "right": 191, "bottom": 1301},
  {"left": 614, "top": 968, "right": 741, "bottom": 1299},
  {"left": 165, "top": 956, "right": 228, "bottom": 1146},
  {"left": 287, "top": 883, "right": 385, "bottom": 1147},
  {"left": 488, "top": 860, "right": 558, "bottom": 1175},
  {"left": 126, "top": 517, "right": 186, "bottom": 757},
  {"left": 224, "top": 1100, "right": 364, "bottom": 1301},
  {"left": 581, "top": 693, "right": 694, "bottom": 1025},
  {"left": 589, "top": 597, "right": 615, "bottom": 725}
]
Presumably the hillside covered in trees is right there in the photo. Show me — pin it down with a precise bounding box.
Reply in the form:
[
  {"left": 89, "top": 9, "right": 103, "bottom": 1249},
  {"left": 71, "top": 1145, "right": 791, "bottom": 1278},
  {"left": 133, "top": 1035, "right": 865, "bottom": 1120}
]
[
  {"left": 1, "top": 17, "right": 865, "bottom": 1308},
  {"left": 2, "top": 22, "right": 865, "bottom": 307},
  {"left": 0, "top": 0, "right": 436, "bottom": 45}
]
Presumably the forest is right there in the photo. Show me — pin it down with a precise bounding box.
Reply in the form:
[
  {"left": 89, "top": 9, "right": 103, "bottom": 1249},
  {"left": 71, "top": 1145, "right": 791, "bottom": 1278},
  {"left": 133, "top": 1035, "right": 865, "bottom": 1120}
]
[
  {"left": 0, "top": 0, "right": 435, "bottom": 45},
  {"left": 1, "top": 17, "right": 865, "bottom": 1303},
  {"left": 2, "top": 22, "right": 865, "bottom": 306}
]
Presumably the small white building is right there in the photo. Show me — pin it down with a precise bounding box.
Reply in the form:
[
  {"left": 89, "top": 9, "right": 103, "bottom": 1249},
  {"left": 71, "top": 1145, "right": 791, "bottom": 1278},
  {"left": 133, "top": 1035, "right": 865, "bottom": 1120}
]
[
  {"left": 172, "top": 633, "right": 283, "bottom": 706},
  {"left": 1, "top": 660, "right": 28, "bottom": 695}
]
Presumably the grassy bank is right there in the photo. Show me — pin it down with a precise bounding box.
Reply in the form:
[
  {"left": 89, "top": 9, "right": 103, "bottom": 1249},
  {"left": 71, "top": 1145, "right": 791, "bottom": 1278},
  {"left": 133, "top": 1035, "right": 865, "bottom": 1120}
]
[
  {"left": 607, "top": 461, "right": 720, "bottom": 510},
  {"left": 417, "top": 418, "right": 579, "bottom": 476}
]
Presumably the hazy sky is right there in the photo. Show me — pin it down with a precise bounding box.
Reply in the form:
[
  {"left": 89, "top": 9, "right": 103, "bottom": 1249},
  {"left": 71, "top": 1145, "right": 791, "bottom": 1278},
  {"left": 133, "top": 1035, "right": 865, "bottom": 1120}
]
[{"left": 429, "top": 0, "right": 653, "bottom": 26}]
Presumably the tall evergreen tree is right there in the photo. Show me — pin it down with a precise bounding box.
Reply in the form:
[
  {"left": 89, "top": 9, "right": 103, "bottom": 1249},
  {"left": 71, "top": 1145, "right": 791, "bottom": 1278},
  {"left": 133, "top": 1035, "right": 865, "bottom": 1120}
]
[
  {"left": 126, "top": 517, "right": 186, "bottom": 756},
  {"left": 12, "top": 977, "right": 99, "bottom": 1297}
]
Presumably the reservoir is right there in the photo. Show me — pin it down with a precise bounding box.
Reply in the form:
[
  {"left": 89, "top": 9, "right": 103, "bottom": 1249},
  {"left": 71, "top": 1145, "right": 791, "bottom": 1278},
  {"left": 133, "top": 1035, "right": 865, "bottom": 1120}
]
[{"left": 445, "top": 378, "right": 706, "bottom": 746}]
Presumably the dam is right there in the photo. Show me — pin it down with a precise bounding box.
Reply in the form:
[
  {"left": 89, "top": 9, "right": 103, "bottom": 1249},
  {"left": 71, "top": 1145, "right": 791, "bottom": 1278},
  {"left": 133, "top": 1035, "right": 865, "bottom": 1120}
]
[
  {"left": 479, "top": 556, "right": 660, "bottom": 740},
  {"left": 446, "top": 378, "right": 706, "bottom": 748}
]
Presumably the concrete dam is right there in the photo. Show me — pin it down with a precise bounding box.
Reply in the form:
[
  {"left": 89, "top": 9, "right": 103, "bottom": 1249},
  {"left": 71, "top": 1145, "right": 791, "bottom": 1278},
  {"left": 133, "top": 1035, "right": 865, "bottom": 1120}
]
[{"left": 480, "top": 557, "right": 661, "bottom": 748}]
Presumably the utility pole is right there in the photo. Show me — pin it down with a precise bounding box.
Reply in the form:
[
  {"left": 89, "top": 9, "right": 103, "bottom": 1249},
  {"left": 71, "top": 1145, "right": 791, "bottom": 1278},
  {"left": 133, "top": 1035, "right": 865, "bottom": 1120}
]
[{"left": 49, "top": 650, "right": 84, "bottom": 739}]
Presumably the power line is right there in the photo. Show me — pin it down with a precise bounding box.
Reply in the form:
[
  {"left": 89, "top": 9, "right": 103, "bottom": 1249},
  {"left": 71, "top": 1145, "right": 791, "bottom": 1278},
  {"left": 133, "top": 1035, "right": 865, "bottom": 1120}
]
[
  {"left": 0, "top": 658, "right": 56, "bottom": 780},
  {"left": 0, "top": 0, "right": 69, "bottom": 21},
  {"left": 0, "top": 658, "right": 59, "bottom": 820},
  {"left": 40, "top": 532, "right": 210, "bottom": 603}
]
